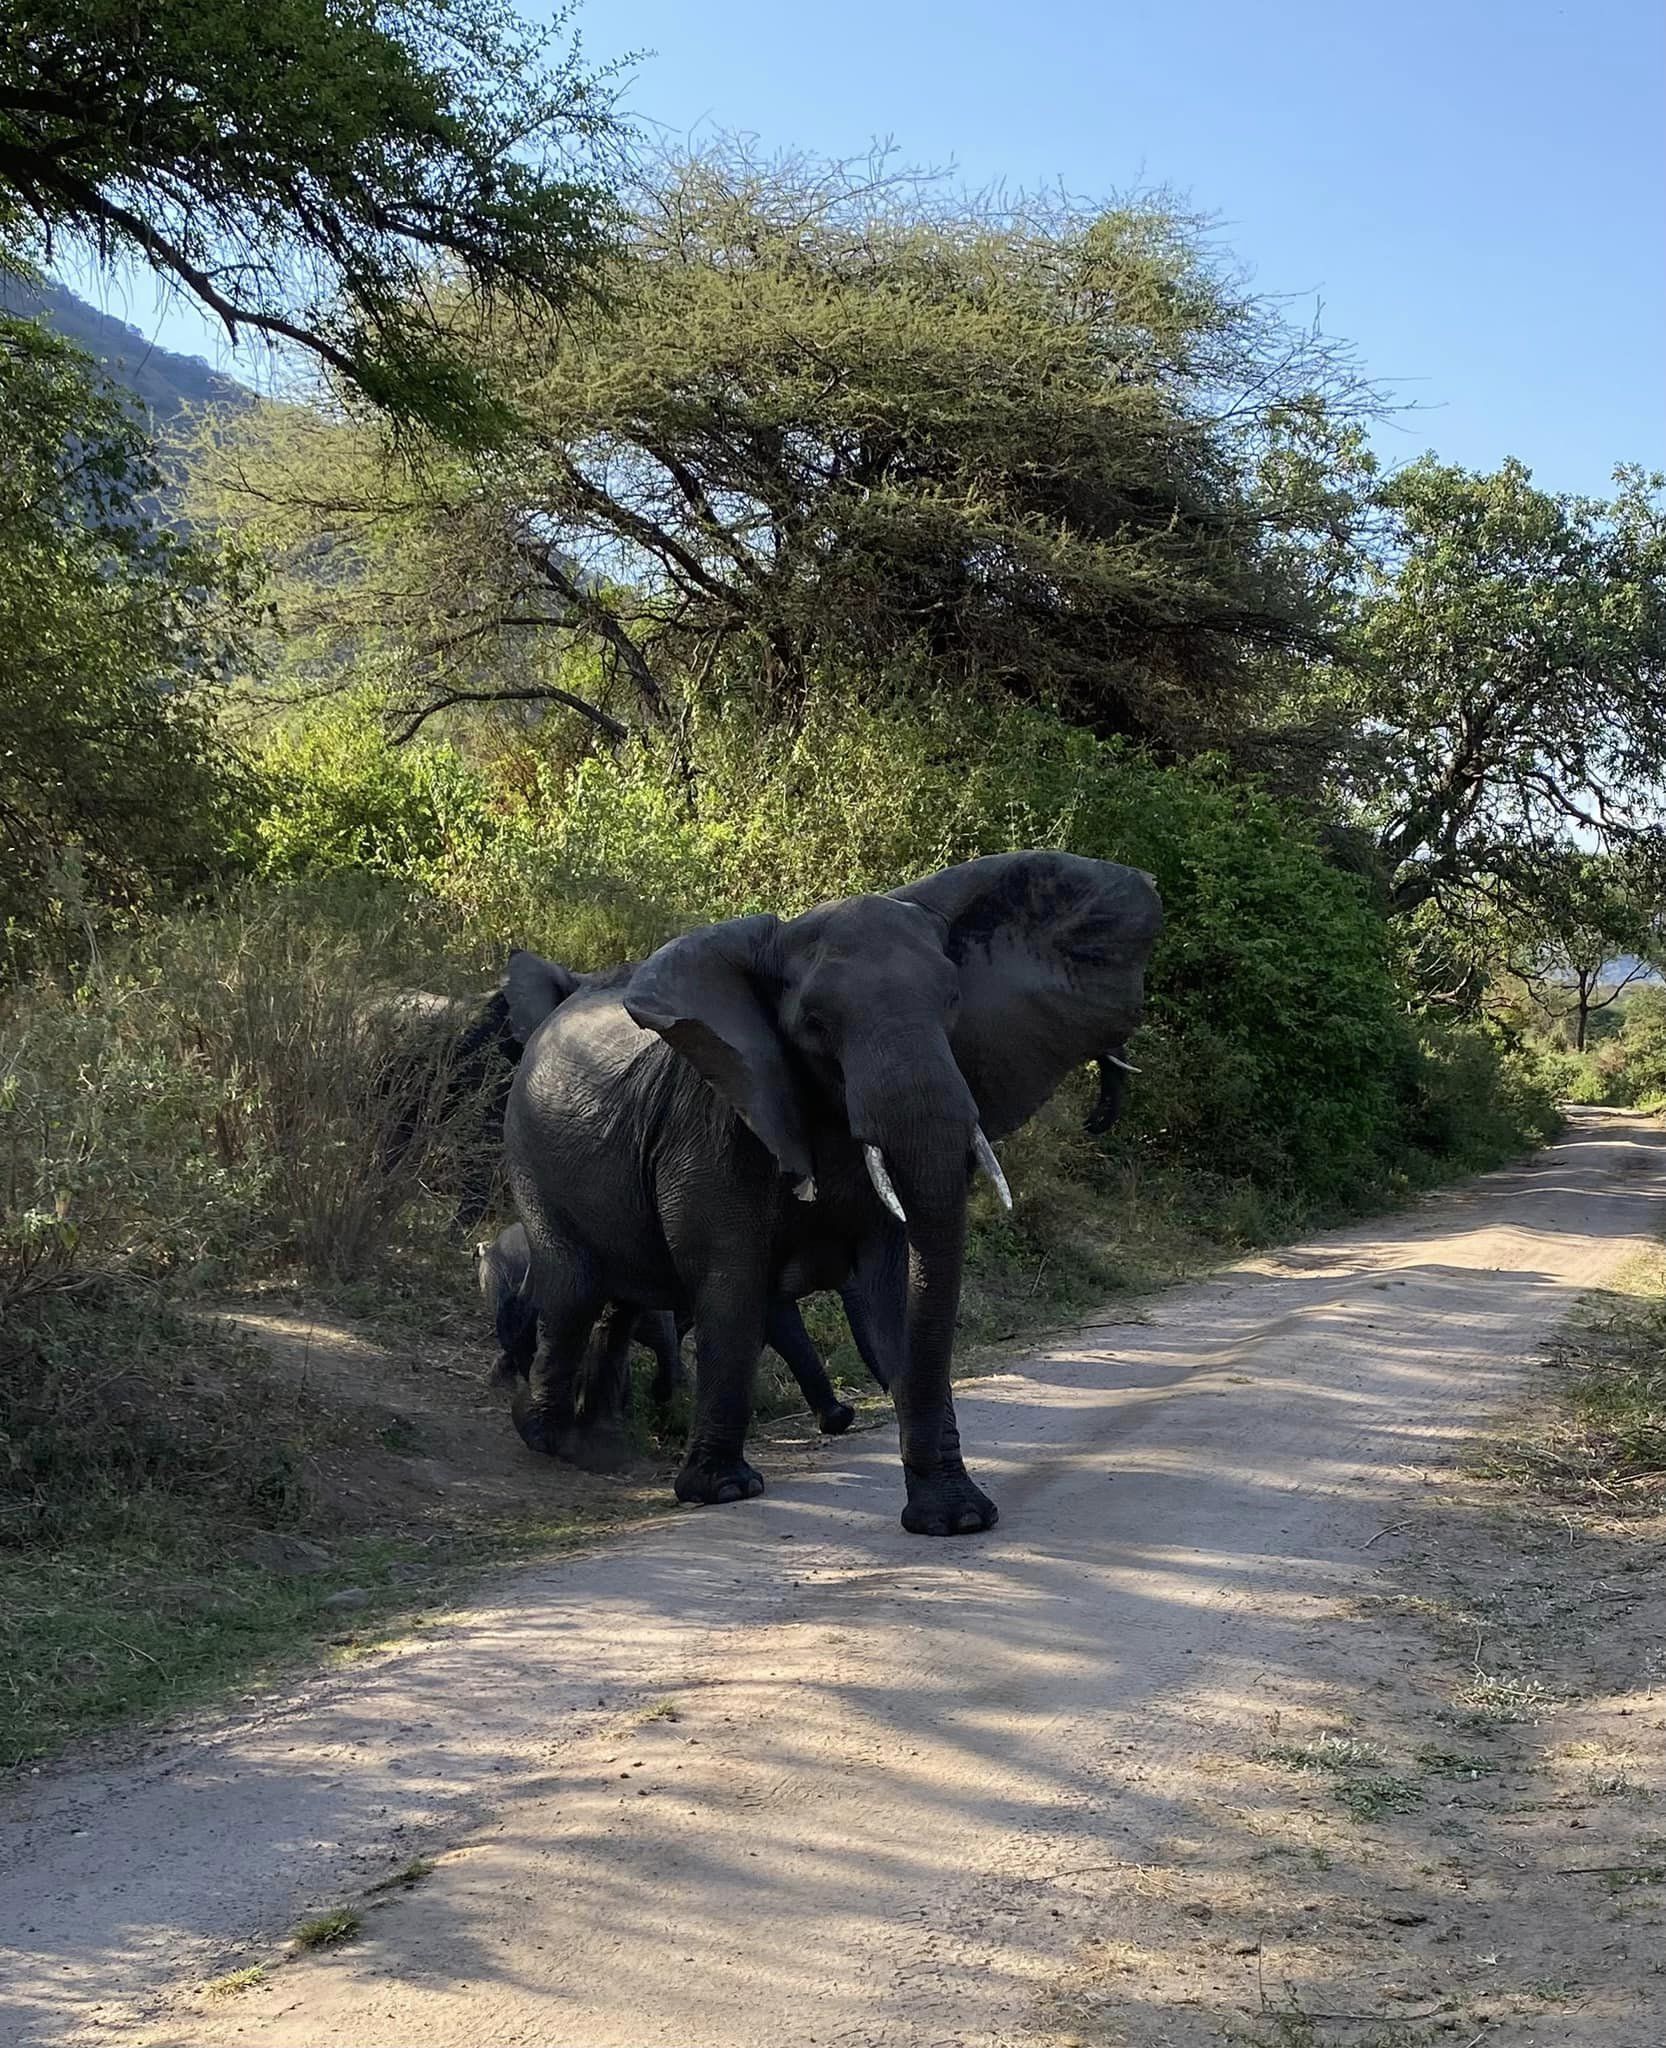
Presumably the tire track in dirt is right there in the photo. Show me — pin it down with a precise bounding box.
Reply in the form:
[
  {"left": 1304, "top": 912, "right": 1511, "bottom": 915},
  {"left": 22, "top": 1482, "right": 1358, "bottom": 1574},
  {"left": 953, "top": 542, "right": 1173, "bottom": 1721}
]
[{"left": 2, "top": 1109, "right": 1662, "bottom": 2047}]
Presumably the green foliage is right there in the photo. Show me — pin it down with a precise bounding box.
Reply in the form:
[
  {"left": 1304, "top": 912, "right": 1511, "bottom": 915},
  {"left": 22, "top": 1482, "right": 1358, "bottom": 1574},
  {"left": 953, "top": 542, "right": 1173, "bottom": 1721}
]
[
  {"left": 0, "top": 313, "right": 255, "bottom": 951},
  {"left": 1400, "top": 1019, "right": 1562, "bottom": 1164},
  {"left": 255, "top": 689, "right": 490, "bottom": 880},
  {"left": 0, "top": 0, "right": 622, "bottom": 441},
  {"left": 248, "top": 688, "right": 1556, "bottom": 1216},
  {"left": 1356, "top": 459, "right": 1666, "bottom": 928}
]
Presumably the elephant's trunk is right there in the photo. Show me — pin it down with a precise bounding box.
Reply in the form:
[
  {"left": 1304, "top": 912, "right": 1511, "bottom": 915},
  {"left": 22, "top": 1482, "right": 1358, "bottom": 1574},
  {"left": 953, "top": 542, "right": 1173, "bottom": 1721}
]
[{"left": 844, "top": 1029, "right": 980, "bottom": 1477}]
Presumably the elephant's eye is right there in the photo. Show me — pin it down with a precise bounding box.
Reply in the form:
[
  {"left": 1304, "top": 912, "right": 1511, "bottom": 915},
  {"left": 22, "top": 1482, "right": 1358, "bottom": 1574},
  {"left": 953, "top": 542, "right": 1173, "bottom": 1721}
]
[{"left": 796, "top": 1008, "right": 836, "bottom": 1055}]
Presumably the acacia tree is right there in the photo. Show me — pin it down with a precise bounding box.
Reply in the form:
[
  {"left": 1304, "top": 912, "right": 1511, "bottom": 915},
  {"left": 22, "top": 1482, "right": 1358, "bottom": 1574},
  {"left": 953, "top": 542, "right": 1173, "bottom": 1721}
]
[
  {"left": 1500, "top": 852, "right": 1662, "bottom": 1052},
  {"left": 0, "top": 0, "right": 622, "bottom": 442},
  {"left": 1354, "top": 458, "right": 1666, "bottom": 920},
  {"left": 200, "top": 148, "right": 1375, "bottom": 753}
]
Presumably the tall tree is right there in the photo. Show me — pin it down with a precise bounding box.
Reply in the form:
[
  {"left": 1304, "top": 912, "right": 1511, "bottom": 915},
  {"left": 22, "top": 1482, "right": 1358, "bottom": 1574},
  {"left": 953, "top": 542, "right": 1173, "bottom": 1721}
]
[
  {"left": 0, "top": 0, "right": 622, "bottom": 442},
  {"left": 1354, "top": 458, "right": 1666, "bottom": 920},
  {"left": 197, "top": 148, "right": 1375, "bottom": 753}
]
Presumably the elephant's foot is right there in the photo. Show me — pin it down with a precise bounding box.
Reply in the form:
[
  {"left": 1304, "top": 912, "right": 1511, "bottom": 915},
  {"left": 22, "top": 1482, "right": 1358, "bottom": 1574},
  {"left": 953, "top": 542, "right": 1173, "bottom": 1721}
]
[
  {"left": 817, "top": 1400, "right": 857, "bottom": 1436},
  {"left": 563, "top": 1419, "right": 633, "bottom": 1473},
  {"left": 511, "top": 1390, "right": 630, "bottom": 1472},
  {"left": 510, "top": 1384, "right": 567, "bottom": 1456},
  {"left": 901, "top": 1461, "right": 998, "bottom": 1537},
  {"left": 674, "top": 1454, "right": 766, "bottom": 1506}
]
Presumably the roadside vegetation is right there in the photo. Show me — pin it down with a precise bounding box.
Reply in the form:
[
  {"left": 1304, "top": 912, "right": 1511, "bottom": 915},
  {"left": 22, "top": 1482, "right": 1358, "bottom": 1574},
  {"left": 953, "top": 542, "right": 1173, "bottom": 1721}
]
[
  {"left": 1486, "top": 1246, "right": 1666, "bottom": 1510},
  {"left": 2, "top": 7, "right": 1661, "bottom": 1761}
]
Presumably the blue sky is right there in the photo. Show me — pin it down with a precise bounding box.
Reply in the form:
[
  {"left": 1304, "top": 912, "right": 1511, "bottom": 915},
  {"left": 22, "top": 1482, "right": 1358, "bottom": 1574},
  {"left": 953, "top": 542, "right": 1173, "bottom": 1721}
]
[{"left": 80, "top": 0, "right": 1662, "bottom": 495}]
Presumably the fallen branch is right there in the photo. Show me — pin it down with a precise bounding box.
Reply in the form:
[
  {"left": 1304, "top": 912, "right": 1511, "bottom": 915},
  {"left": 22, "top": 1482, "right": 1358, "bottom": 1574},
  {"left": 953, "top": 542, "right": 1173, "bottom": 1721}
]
[{"left": 1240, "top": 2003, "right": 1450, "bottom": 2025}]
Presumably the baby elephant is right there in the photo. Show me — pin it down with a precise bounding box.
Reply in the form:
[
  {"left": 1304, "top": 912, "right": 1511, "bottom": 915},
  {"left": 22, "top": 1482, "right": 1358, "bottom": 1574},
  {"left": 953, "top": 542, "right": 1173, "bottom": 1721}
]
[{"left": 475, "top": 1225, "right": 858, "bottom": 1435}]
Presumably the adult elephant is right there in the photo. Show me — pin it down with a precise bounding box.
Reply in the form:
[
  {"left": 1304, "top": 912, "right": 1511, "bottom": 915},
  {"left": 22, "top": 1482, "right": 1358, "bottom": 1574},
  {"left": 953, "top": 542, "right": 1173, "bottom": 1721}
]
[
  {"left": 504, "top": 851, "right": 1161, "bottom": 1536},
  {"left": 491, "top": 951, "right": 867, "bottom": 1439}
]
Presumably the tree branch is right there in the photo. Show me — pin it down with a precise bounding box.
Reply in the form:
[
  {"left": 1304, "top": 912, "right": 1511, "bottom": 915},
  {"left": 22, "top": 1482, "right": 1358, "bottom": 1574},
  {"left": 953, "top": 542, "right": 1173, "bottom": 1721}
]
[
  {"left": 517, "top": 539, "right": 671, "bottom": 724},
  {"left": 391, "top": 684, "right": 627, "bottom": 747}
]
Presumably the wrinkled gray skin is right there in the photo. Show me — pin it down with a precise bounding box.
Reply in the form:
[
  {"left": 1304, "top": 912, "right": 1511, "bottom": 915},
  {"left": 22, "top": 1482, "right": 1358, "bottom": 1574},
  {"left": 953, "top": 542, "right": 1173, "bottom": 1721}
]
[
  {"left": 504, "top": 851, "right": 1161, "bottom": 1535},
  {"left": 476, "top": 1222, "right": 860, "bottom": 1435}
]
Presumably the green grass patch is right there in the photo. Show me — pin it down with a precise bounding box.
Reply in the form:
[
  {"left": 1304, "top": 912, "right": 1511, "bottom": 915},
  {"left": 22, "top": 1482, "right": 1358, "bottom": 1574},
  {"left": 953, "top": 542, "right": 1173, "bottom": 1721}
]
[
  {"left": 0, "top": 1507, "right": 625, "bottom": 1767},
  {"left": 201, "top": 1965, "right": 267, "bottom": 1998},
  {"left": 1332, "top": 1773, "right": 1424, "bottom": 1822},
  {"left": 292, "top": 1908, "right": 360, "bottom": 1950},
  {"left": 0, "top": 1277, "right": 638, "bottom": 1764},
  {"left": 1483, "top": 1249, "right": 1666, "bottom": 1507},
  {"left": 1415, "top": 1746, "right": 1500, "bottom": 1779}
]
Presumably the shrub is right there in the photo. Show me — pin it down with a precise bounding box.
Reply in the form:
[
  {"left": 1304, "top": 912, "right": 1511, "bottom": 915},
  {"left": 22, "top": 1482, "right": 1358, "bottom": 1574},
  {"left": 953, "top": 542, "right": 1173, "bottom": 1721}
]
[
  {"left": 1402, "top": 1022, "right": 1562, "bottom": 1170},
  {"left": 1619, "top": 988, "right": 1666, "bottom": 1108},
  {"left": 1, "top": 887, "right": 507, "bottom": 1297},
  {"left": 246, "top": 683, "right": 1558, "bottom": 1217}
]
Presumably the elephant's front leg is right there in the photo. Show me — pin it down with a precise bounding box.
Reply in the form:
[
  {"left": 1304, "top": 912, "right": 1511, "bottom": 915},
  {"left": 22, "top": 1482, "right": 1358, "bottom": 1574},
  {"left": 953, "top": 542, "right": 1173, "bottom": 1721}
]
[
  {"left": 895, "top": 1380, "right": 996, "bottom": 1536},
  {"left": 861, "top": 1217, "right": 996, "bottom": 1537},
  {"left": 677, "top": 1265, "right": 769, "bottom": 1507}
]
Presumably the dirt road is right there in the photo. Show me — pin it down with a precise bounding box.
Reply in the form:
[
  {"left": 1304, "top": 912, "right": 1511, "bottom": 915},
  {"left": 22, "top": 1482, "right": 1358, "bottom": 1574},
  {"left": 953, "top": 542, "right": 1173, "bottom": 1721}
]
[{"left": 5, "top": 1109, "right": 1664, "bottom": 2047}]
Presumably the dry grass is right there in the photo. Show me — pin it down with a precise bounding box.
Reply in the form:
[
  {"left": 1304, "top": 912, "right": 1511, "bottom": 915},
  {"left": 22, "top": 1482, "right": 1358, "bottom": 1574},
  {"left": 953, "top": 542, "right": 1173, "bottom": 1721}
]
[{"left": 1482, "top": 1248, "right": 1666, "bottom": 1509}]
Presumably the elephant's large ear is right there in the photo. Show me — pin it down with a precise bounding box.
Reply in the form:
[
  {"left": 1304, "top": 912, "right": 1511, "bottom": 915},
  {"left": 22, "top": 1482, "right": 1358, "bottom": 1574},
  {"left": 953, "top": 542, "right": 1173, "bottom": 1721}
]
[
  {"left": 502, "top": 949, "right": 583, "bottom": 1046},
  {"left": 623, "top": 915, "right": 813, "bottom": 1181},
  {"left": 891, "top": 852, "right": 1163, "bottom": 1139}
]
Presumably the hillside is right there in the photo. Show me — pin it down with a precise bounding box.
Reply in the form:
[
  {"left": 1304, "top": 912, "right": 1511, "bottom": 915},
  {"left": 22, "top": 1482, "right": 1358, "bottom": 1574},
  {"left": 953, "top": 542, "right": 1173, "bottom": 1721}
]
[{"left": 0, "top": 274, "right": 252, "bottom": 425}]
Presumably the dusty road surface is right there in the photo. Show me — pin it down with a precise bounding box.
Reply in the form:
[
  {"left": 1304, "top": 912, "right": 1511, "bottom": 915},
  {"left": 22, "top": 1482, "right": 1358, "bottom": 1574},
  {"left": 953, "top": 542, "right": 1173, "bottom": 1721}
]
[{"left": 4, "top": 1108, "right": 1664, "bottom": 2047}]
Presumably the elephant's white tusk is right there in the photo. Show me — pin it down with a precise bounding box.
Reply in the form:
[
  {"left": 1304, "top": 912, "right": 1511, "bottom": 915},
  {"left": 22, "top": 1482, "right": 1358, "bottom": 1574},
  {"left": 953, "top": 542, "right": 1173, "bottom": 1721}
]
[
  {"left": 1102, "top": 1053, "right": 1140, "bottom": 1073},
  {"left": 972, "top": 1127, "right": 1013, "bottom": 1210},
  {"left": 863, "top": 1145, "right": 908, "bottom": 1223},
  {"left": 793, "top": 1175, "right": 818, "bottom": 1202}
]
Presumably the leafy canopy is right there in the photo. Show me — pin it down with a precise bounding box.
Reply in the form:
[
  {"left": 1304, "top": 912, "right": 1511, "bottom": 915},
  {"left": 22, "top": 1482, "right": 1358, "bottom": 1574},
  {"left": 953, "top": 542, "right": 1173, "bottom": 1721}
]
[
  {"left": 1356, "top": 458, "right": 1666, "bottom": 918},
  {"left": 199, "top": 147, "right": 1374, "bottom": 751},
  {"left": 0, "top": 0, "right": 623, "bottom": 441}
]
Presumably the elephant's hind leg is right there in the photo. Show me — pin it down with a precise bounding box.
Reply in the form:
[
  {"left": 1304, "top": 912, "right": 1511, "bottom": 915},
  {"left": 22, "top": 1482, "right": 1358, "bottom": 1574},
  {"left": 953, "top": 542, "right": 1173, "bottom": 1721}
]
[
  {"left": 765, "top": 1299, "right": 856, "bottom": 1435},
  {"left": 509, "top": 1234, "right": 604, "bottom": 1464},
  {"left": 638, "top": 1311, "right": 683, "bottom": 1407}
]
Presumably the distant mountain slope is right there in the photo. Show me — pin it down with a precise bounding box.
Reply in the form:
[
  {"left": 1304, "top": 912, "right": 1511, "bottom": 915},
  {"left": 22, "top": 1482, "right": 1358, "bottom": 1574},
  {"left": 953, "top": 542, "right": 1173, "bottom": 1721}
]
[{"left": 0, "top": 274, "right": 253, "bottom": 425}]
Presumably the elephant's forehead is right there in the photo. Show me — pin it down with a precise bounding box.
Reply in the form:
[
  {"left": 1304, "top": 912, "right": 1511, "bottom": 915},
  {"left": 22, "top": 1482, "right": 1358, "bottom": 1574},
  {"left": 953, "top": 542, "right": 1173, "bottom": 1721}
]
[{"left": 785, "top": 893, "right": 940, "bottom": 954}]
